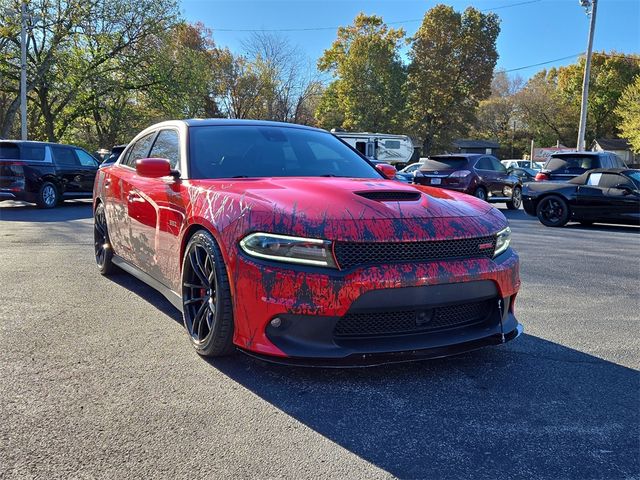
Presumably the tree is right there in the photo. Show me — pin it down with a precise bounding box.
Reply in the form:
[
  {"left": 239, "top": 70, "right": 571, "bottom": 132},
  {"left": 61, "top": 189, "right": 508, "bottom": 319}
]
[
  {"left": 240, "top": 32, "right": 321, "bottom": 124},
  {"left": 317, "top": 13, "right": 405, "bottom": 132},
  {"left": 471, "top": 72, "right": 526, "bottom": 158},
  {"left": 405, "top": 5, "right": 500, "bottom": 155},
  {"left": 555, "top": 52, "right": 640, "bottom": 141},
  {"left": 616, "top": 75, "right": 640, "bottom": 153}
]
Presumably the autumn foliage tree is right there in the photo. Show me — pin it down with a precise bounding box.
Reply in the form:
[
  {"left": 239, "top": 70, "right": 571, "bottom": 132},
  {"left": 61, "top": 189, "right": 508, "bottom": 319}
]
[
  {"left": 317, "top": 13, "right": 406, "bottom": 132},
  {"left": 405, "top": 5, "right": 500, "bottom": 155},
  {"left": 615, "top": 75, "right": 640, "bottom": 153}
]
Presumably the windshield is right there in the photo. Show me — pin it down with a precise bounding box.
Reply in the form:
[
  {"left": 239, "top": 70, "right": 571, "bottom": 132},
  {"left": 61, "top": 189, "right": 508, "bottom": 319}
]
[
  {"left": 545, "top": 155, "right": 597, "bottom": 172},
  {"left": 421, "top": 157, "right": 469, "bottom": 170},
  {"left": 188, "top": 125, "right": 381, "bottom": 179},
  {"left": 625, "top": 171, "right": 640, "bottom": 187}
]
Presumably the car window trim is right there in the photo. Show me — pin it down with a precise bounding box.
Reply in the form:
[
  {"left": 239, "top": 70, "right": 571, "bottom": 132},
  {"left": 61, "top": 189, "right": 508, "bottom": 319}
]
[
  {"left": 119, "top": 131, "right": 159, "bottom": 170},
  {"left": 149, "top": 128, "right": 181, "bottom": 173}
]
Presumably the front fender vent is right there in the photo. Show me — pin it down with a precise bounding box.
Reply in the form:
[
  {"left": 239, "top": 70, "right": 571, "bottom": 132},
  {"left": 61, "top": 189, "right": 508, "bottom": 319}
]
[{"left": 355, "top": 191, "right": 421, "bottom": 202}]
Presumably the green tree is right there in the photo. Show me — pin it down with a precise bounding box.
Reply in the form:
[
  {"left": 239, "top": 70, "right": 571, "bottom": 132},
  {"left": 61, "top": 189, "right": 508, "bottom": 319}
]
[
  {"left": 615, "top": 75, "right": 640, "bottom": 153},
  {"left": 317, "top": 13, "right": 405, "bottom": 132},
  {"left": 405, "top": 5, "right": 500, "bottom": 154},
  {"left": 556, "top": 52, "right": 640, "bottom": 141}
]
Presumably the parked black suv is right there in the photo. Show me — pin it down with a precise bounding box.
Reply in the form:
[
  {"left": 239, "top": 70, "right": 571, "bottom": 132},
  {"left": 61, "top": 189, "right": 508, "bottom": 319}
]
[
  {"left": 0, "top": 140, "right": 99, "bottom": 208},
  {"left": 535, "top": 151, "right": 626, "bottom": 182}
]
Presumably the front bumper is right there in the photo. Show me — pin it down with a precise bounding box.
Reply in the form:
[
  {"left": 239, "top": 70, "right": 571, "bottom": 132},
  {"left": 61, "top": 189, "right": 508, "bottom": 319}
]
[{"left": 231, "top": 249, "right": 521, "bottom": 362}]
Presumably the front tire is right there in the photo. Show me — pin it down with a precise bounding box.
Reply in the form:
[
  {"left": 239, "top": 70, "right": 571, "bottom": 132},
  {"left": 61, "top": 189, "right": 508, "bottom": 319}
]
[
  {"left": 94, "top": 203, "right": 115, "bottom": 275},
  {"left": 506, "top": 186, "right": 522, "bottom": 210},
  {"left": 474, "top": 186, "right": 488, "bottom": 201},
  {"left": 37, "top": 182, "right": 59, "bottom": 209},
  {"left": 181, "top": 230, "right": 235, "bottom": 357},
  {"left": 536, "top": 195, "right": 570, "bottom": 227}
]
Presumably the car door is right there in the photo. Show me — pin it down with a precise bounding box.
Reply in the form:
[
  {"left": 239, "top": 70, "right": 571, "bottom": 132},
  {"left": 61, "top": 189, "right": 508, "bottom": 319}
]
[
  {"left": 575, "top": 172, "right": 638, "bottom": 222},
  {"left": 73, "top": 148, "right": 99, "bottom": 194},
  {"left": 106, "top": 132, "right": 157, "bottom": 265},
  {"left": 490, "top": 156, "right": 516, "bottom": 198},
  {"left": 127, "top": 128, "right": 185, "bottom": 286},
  {"left": 473, "top": 156, "right": 496, "bottom": 195},
  {"left": 51, "top": 145, "right": 83, "bottom": 194}
]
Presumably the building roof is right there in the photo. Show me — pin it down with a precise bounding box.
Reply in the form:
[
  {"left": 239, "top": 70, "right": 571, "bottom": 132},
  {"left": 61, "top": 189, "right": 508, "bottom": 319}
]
[
  {"left": 593, "top": 138, "right": 631, "bottom": 151},
  {"left": 453, "top": 139, "right": 500, "bottom": 149}
]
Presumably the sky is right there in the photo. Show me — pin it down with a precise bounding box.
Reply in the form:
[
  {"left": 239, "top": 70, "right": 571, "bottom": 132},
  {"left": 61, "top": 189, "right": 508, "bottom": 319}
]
[{"left": 181, "top": 0, "right": 640, "bottom": 79}]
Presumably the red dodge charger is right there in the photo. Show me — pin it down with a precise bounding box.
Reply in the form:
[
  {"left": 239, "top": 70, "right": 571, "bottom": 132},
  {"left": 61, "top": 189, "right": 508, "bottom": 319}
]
[{"left": 93, "top": 119, "right": 521, "bottom": 366}]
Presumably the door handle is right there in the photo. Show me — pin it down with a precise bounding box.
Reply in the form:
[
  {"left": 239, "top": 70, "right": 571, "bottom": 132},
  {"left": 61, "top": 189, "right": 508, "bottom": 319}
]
[{"left": 127, "top": 192, "right": 144, "bottom": 203}]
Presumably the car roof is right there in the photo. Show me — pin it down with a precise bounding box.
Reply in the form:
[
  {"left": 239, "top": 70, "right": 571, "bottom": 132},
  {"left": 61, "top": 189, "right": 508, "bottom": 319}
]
[
  {"left": 181, "top": 118, "right": 324, "bottom": 132},
  {"left": 569, "top": 168, "right": 636, "bottom": 184},
  {"left": 428, "top": 154, "right": 482, "bottom": 159},
  {"left": 0, "top": 139, "right": 80, "bottom": 148},
  {"left": 551, "top": 151, "right": 610, "bottom": 157}
]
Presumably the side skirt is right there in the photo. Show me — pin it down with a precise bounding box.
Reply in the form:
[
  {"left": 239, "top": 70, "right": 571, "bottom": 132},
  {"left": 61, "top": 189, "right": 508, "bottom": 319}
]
[{"left": 112, "top": 255, "right": 184, "bottom": 313}]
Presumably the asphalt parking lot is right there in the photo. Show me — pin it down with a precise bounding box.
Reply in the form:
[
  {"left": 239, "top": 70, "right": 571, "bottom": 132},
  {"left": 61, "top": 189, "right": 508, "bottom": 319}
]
[{"left": 0, "top": 200, "right": 638, "bottom": 480}]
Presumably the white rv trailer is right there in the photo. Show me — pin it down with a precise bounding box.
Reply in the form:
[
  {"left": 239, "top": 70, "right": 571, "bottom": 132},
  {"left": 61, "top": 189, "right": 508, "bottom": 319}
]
[{"left": 331, "top": 130, "right": 414, "bottom": 167}]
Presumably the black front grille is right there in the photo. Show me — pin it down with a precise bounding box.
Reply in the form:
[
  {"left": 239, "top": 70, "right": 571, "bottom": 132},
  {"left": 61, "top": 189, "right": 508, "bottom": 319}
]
[
  {"left": 334, "top": 299, "right": 494, "bottom": 338},
  {"left": 334, "top": 236, "right": 496, "bottom": 270},
  {"left": 356, "top": 191, "right": 421, "bottom": 202}
]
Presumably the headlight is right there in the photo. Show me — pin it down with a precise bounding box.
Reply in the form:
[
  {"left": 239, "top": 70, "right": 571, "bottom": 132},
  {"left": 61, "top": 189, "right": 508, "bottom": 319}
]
[
  {"left": 494, "top": 226, "right": 512, "bottom": 257},
  {"left": 239, "top": 232, "right": 337, "bottom": 268}
]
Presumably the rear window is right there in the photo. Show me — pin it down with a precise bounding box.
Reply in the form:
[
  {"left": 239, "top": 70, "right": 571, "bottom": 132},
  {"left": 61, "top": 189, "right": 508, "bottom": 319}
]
[
  {"left": 0, "top": 143, "right": 20, "bottom": 160},
  {"left": 422, "top": 157, "right": 469, "bottom": 170},
  {"left": 545, "top": 155, "right": 598, "bottom": 172}
]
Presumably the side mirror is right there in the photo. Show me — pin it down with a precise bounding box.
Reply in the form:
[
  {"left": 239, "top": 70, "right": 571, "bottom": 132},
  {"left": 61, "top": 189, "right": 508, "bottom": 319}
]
[
  {"left": 375, "top": 163, "right": 397, "bottom": 179},
  {"left": 614, "top": 184, "right": 634, "bottom": 195},
  {"left": 136, "top": 158, "right": 178, "bottom": 179}
]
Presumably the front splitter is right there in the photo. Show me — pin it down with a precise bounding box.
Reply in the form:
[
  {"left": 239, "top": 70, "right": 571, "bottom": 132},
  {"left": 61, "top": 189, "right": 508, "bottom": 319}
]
[{"left": 237, "top": 324, "right": 523, "bottom": 368}]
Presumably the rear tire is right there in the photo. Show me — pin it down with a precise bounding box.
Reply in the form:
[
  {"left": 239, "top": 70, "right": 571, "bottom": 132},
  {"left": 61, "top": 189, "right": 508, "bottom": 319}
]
[
  {"left": 37, "top": 182, "right": 58, "bottom": 209},
  {"left": 94, "top": 203, "right": 115, "bottom": 275},
  {"left": 536, "top": 195, "right": 570, "bottom": 227},
  {"left": 474, "top": 186, "right": 488, "bottom": 201},
  {"left": 506, "top": 186, "right": 522, "bottom": 210},
  {"left": 181, "top": 230, "right": 235, "bottom": 357}
]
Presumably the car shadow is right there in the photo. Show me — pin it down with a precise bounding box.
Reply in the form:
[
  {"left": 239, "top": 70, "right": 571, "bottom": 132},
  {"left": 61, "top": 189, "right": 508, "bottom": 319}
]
[
  {"left": 501, "top": 209, "right": 640, "bottom": 234},
  {"left": 106, "top": 270, "right": 183, "bottom": 325},
  {"left": 205, "top": 336, "right": 638, "bottom": 479},
  {"left": 0, "top": 200, "right": 93, "bottom": 222},
  {"left": 109, "top": 271, "right": 638, "bottom": 479}
]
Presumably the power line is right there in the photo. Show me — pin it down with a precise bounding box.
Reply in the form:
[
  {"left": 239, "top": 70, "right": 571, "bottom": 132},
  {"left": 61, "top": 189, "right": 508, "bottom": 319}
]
[
  {"left": 501, "top": 53, "right": 584, "bottom": 72},
  {"left": 213, "top": 0, "right": 542, "bottom": 33},
  {"left": 500, "top": 51, "right": 640, "bottom": 73}
]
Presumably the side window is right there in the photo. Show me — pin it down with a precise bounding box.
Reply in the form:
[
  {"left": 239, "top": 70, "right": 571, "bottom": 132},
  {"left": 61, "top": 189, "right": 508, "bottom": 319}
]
[
  {"left": 20, "top": 145, "right": 45, "bottom": 161},
  {"left": 124, "top": 133, "right": 156, "bottom": 167},
  {"left": 75, "top": 149, "right": 98, "bottom": 167},
  {"left": 490, "top": 157, "right": 507, "bottom": 173},
  {"left": 587, "top": 173, "right": 602, "bottom": 185},
  {"left": 611, "top": 154, "right": 623, "bottom": 167},
  {"left": 475, "top": 157, "right": 493, "bottom": 170},
  {"left": 51, "top": 146, "right": 80, "bottom": 166},
  {"left": 599, "top": 155, "right": 612, "bottom": 168},
  {"left": 149, "top": 130, "right": 180, "bottom": 169},
  {"left": 599, "top": 173, "right": 630, "bottom": 189}
]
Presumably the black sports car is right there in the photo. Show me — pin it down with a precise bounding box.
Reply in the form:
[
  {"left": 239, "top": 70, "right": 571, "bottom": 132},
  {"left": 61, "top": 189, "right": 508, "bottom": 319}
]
[{"left": 522, "top": 168, "right": 640, "bottom": 227}]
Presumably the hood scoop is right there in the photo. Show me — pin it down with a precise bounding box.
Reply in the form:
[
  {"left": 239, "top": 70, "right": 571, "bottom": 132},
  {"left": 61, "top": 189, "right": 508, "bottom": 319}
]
[{"left": 355, "top": 190, "right": 421, "bottom": 202}]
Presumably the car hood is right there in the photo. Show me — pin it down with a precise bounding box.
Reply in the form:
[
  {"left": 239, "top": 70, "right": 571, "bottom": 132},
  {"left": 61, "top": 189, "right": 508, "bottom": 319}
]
[{"left": 188, "top": 177, "right": 507, "bottom": 242}]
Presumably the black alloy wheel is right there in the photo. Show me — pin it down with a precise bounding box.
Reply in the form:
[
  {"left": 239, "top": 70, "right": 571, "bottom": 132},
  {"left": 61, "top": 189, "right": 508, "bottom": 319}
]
[
  {"left": 37, "top": 182, "right": 58, "bottom": 209},
  {"left": 507, "top": 186, "right": 522, "bottom": 210},
  {"left": 474, "top": 186, "right": 488, "bottom": 201},
  {"left": 181, "top": 230, "right": 234, "bottom": 357},
  {"left": 536, "top": 195, "right": 570, "bottom": 227},
  {"left": 94, "top": 203, "right": 115, "bottom": 274}
]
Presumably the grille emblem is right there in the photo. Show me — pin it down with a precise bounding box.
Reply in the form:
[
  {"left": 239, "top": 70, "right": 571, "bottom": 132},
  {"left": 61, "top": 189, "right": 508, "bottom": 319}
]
[{"left": 415, "top": 310, "right": 433, "bottom": 326}]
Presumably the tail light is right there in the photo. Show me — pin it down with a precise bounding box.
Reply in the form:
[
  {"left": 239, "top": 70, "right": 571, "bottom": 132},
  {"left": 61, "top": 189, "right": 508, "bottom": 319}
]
[
  {"left": 449, "top": 170, "right": 471, "bottom": 178},
  {"left": 535, "top": 172, "right": 550, "bottom": 181},
  {"left": 0, "top": 161, "right": 26, "bottom": 191}
]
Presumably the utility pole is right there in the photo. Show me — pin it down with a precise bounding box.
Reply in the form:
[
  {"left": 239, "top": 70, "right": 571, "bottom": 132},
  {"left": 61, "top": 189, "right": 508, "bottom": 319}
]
[
  {"left": 576, "top": 0, "right": 597, "bottom": 151},
  {"left": 20, "top": 0, "right": 27, "bottom": 140}
]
